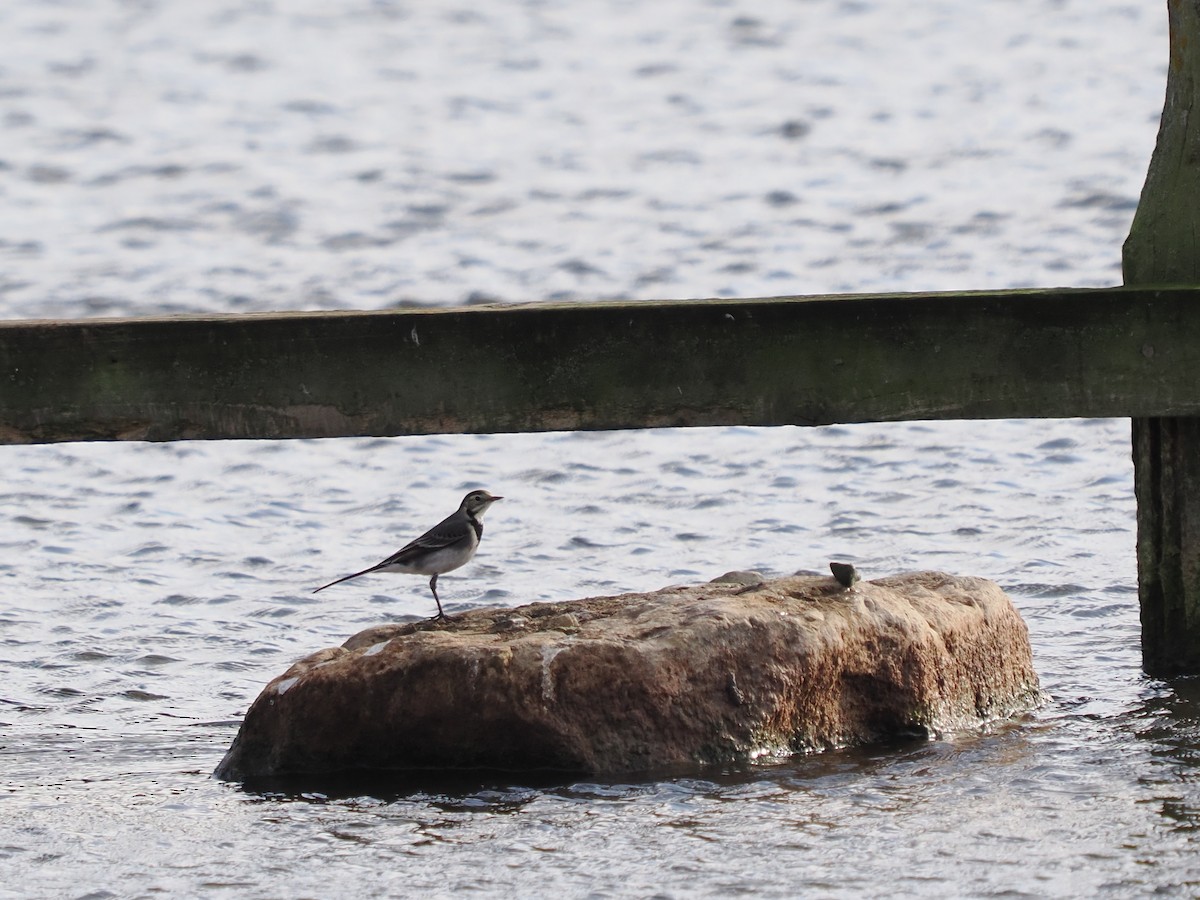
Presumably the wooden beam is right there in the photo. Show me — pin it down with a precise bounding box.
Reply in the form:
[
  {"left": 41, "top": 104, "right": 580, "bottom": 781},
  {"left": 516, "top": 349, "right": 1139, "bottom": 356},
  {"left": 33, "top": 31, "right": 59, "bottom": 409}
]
[{"left": 0, "top": 285, "right": 1193, "bottom": 445}]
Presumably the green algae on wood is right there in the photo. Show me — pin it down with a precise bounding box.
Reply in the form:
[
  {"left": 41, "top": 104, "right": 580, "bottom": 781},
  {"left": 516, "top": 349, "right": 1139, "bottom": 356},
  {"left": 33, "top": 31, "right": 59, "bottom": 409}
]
[
  {"left": 1123, "top": 0, "right": 1200, "bottom": 675},
  {"left": 1, "top": 285, "right": 1197, "bottom": 444}
]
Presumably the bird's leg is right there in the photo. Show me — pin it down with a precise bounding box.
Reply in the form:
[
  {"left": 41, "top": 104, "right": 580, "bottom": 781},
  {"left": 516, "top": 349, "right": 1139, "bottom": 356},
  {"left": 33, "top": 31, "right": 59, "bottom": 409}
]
[{"left": 429, "top": 574, "right": 446, "bottom": 619}]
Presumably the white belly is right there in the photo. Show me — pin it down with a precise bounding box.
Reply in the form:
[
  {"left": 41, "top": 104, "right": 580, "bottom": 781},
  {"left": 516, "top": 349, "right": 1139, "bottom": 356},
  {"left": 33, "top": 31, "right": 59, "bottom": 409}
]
[{"left": 378, "top": 535, "right": 479, "bottom": 577}]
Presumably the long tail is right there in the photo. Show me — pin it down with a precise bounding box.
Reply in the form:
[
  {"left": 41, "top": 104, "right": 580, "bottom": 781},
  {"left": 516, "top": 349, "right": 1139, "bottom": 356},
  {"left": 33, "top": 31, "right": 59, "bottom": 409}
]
[{"left": 312, "top": 563, "right": 385, "bottom": 594}]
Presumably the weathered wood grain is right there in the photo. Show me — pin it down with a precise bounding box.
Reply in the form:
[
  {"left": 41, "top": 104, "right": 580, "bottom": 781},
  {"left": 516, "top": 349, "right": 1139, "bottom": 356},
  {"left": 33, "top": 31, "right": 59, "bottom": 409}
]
[
  {"left": 1123, "top": 1, "right": 1200, "bottom": 675},
  {"left": 0, "top": 286, "right": 1194, "bottom": 444}
]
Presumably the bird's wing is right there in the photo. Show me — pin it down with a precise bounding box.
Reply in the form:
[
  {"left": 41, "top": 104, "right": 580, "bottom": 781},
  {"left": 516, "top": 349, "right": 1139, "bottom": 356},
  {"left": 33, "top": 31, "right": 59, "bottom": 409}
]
[
  {"left": 378, "top": 512, "right": 468, "bottom": 565},
  {"left": 312, "top": 511, "right": 469, "bottom": 594}
]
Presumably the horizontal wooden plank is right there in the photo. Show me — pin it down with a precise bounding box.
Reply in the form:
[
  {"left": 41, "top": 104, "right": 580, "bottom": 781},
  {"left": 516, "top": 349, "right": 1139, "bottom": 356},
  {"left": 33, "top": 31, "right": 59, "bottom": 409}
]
[{"left": 0, "top": 286, "right": 1194, "bottom": 443}]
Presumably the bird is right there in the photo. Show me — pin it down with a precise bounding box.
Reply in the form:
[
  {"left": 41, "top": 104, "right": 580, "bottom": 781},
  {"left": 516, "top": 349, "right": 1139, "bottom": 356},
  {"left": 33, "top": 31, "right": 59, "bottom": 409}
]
[
  {"left": 313, "top": 490, "right": 503, "bottom": 619},
  {"left": 829, "top": 561, "right": 861, "bottom": 589}
]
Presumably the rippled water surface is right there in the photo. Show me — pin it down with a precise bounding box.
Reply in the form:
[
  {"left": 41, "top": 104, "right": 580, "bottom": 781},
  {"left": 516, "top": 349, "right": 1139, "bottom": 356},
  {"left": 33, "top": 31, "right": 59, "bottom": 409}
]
[{"left": 4, "top": 0, "right": 1198, "bottom": 897}]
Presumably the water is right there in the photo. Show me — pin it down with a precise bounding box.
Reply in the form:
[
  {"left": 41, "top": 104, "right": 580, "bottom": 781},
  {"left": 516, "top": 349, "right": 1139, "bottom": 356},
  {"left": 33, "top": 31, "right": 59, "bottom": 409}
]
[{"left": 2, "top": 1, "right": 1195, "bottom": 897}]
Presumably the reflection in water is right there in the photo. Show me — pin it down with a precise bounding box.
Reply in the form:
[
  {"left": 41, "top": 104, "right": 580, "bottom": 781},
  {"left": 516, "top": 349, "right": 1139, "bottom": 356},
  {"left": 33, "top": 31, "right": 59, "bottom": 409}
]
[{"left": 1127, "top": 678, "right": 1200, "bottom": 835}]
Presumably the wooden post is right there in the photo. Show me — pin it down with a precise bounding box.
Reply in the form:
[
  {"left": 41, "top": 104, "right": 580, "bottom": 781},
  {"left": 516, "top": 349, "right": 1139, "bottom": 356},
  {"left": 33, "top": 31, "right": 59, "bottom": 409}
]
[{"left": 1123, "top": 0, "right": 1200, "bottom": 675}]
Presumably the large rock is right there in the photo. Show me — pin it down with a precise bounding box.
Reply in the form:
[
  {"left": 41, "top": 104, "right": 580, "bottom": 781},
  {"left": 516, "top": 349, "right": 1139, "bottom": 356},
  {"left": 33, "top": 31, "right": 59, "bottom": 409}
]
[{"left": 215, "top": 571, "right": 1041, "bottom": 780}]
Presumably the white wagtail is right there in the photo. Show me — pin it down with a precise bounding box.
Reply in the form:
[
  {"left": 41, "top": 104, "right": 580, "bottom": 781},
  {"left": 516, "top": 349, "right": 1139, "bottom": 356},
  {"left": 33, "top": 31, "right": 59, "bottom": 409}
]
[{"left": 313, "top": 490, "right": 503, "bottom": 619}]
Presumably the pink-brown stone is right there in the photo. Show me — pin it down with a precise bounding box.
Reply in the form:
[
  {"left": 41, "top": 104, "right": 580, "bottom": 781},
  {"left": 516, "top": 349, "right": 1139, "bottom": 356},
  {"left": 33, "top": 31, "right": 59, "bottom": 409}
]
[{"left": 215, "top": 571, "right": 1041, "bottom": 779}]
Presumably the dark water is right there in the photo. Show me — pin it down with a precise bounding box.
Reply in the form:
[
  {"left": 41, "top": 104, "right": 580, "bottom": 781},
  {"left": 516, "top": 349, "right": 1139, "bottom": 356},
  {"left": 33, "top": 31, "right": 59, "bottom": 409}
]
[{"left": 3, "top": 1, "right": 1196, "bottom": 897}]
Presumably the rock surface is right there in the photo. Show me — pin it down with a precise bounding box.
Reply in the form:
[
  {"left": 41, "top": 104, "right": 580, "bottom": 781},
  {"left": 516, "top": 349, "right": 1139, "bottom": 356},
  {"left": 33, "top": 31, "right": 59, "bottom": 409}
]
[{"left": 214, "top": 571, "right": 1041, "bottom": 780}]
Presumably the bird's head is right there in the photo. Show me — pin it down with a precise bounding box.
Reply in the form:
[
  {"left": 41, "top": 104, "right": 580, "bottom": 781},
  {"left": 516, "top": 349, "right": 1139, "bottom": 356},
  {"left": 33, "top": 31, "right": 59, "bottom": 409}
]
[{"left": 461, "top": 489, "right": 503, "bottom": 518}]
